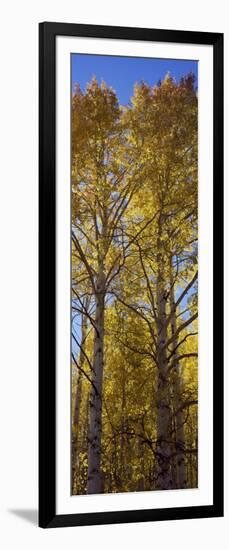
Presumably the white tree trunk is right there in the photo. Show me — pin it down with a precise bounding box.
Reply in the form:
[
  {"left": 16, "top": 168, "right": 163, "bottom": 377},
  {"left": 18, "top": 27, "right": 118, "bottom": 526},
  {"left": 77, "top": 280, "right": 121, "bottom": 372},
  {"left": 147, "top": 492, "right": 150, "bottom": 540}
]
[
  {"left": 155, "top": 299, "right": 173, "bottom": 490},
  {"left": 87, "top": 267, "right": 105, "bottom": 494}
]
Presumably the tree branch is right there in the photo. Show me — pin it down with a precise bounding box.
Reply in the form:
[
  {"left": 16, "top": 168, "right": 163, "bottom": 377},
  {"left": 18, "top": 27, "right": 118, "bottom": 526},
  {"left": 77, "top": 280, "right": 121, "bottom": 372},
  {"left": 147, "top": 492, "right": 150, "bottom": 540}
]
[
  {"left": 72, "top": 352, "right": 100, "bottom": 397},
  {"left": 72, "top": 232, "right": 96, "bottom": 292},
  {"left": 72, "top": 332, "right": 93, "bottom": 372},
  {"left": 166, "top": 312, "right": 198, "bottom": 350}
]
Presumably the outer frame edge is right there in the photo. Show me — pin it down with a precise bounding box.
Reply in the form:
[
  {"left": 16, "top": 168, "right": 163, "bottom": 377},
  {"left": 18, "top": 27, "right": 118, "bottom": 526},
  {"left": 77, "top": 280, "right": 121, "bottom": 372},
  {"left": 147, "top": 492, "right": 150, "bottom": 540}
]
[{"left": 39, "top": 22, "right": 224, "bottom": 529}]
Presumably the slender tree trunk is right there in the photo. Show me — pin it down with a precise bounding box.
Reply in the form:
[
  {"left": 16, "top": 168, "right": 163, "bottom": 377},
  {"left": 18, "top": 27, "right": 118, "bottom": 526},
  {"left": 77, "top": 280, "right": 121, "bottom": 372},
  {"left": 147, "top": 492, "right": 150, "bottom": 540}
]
[
  {"left": 169, "top": 262, "right": 187, "bottom": 489},
  {"left": 155, "top": 297, "right": 172, "bottom": 489},
  {"left": 74, "top": 372, "right": 82, "bottom": 430},
  {"left": 137, "top": 435, "right": 145, "bottom": 491},
  {"left": 195, "top": 408, "right": 198, "bottom": 487},
  {"left": 72, "top": 370, "right": 82, "bottom": 493},
  {"left": 170, "top": 399, "right": 178, "bottom": 488},
  {"left": 72, "top": 310, "right": 88, "bottom": 493},
  {"left": 155, "top": 220, "right": 173, "bottom": 490},
  {"left": 87, "top": 266, "right": 105, "bottom": 494},
  {"left": 119, "top": 364, "right": 126, "bottom": 491}
]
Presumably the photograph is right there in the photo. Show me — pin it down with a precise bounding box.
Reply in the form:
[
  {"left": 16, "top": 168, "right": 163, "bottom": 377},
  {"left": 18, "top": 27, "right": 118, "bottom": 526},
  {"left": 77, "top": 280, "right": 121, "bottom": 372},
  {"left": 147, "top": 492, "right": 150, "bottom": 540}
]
[{"left": 71, "top": 53, "right": 198, "bottom": 496}]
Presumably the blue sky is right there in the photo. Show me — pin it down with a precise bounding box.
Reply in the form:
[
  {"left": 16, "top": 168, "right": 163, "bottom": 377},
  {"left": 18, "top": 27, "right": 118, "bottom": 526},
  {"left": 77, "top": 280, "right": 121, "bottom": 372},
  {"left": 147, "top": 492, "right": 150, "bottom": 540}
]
[{"left": 71, "top": 53, "right": 198, "bottom": 105}]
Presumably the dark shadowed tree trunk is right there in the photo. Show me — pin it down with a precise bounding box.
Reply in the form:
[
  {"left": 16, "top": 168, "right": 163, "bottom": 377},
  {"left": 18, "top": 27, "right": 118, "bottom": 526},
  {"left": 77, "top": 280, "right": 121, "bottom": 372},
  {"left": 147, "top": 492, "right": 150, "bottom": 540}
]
[
  {"left": 155, "top": 216, "right": 173, "bottom": 490},
  {"left": 169, "top": 262, "right": 186, "bottom": 489},
  {"left": 119, "top": 362, "right": 126, "bottom": 490},
  {"left": 72, "top": 308, "right": 88, "bottom": 493},
  {"left": 72, "top": 375, "right": 82, "bottom": 493}
]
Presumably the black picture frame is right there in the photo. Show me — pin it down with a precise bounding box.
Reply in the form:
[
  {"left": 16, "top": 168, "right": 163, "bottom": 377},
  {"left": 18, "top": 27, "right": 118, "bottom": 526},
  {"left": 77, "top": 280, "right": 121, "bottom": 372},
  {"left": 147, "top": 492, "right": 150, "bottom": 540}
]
[{"left": 39, "top": 22, "right": 224, "bottom": 528}]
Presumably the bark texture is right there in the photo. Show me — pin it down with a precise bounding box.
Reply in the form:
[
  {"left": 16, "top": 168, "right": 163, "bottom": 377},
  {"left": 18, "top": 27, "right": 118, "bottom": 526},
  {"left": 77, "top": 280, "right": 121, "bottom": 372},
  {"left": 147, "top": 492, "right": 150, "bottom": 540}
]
[
  {"left": 155, "top": 221, "right": 173, "bottom": 490},
  {"left": 87, "top": 267, "right": 105, "bottom": 494},
  {"left": 72, "top": 311, "right": 88, "bottom": 493}
]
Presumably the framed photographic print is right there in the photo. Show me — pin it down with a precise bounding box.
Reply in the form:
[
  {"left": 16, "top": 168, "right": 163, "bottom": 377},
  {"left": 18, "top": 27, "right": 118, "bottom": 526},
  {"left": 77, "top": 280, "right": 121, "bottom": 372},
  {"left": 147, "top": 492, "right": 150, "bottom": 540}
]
[{"left": 39, "top": 22, "right": 224, "bottom": 528}]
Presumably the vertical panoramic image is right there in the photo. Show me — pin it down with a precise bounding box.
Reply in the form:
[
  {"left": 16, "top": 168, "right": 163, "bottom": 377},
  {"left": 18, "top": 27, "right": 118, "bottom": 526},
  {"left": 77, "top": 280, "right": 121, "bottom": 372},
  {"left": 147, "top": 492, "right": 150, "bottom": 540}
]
[{"left": 71, "top": 54, "right": 198, "bottom": 496}]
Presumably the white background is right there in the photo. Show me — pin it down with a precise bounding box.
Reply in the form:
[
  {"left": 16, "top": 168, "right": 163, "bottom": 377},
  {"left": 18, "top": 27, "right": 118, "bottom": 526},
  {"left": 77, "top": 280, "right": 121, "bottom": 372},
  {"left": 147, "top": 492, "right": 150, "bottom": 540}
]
[{"left": 0, "top": 0, "right": 228, "bottom": 548}]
